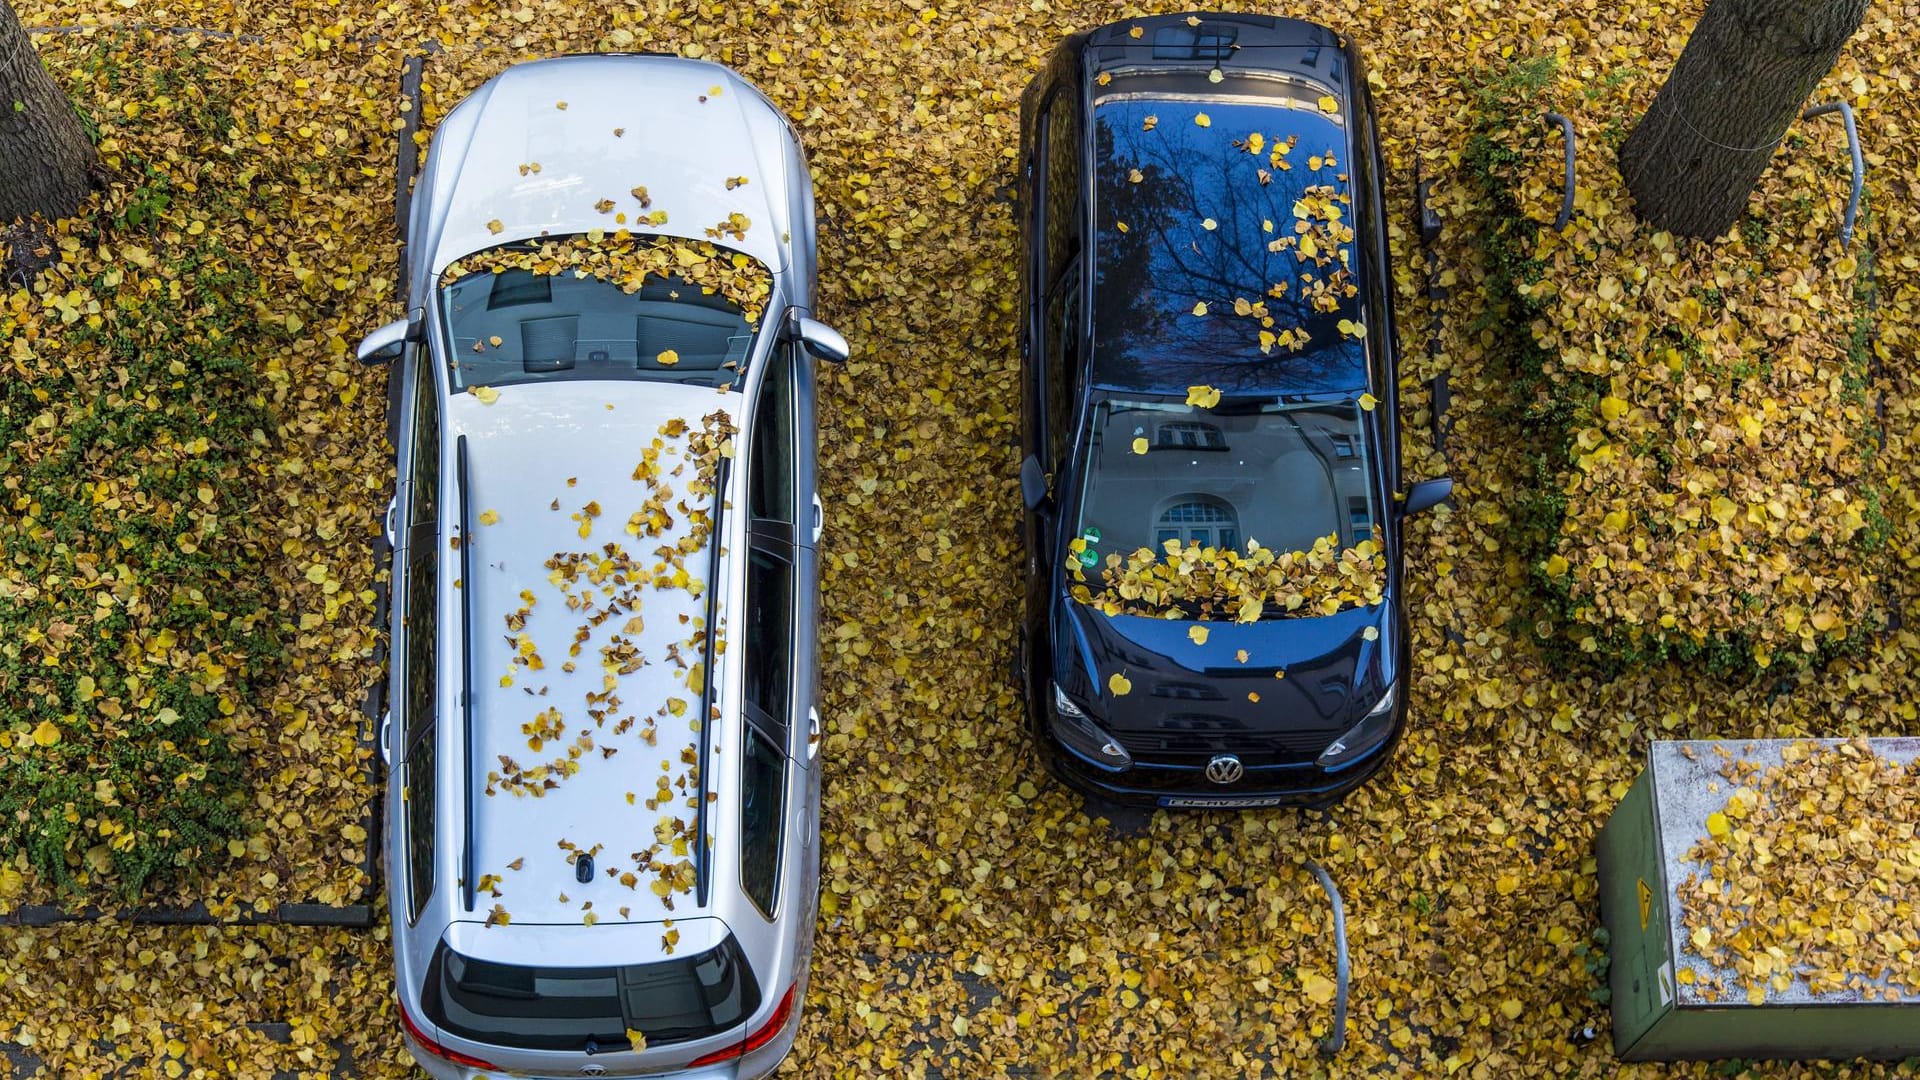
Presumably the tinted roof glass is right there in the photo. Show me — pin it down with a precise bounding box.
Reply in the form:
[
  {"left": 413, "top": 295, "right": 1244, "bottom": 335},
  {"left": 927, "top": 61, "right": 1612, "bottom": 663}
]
[
  {"left": 1091, "top": 93, "right": 1367, "bottom": 395},
  {"left": 422, "top": 935, "right": 761, "bottom": 1051}
]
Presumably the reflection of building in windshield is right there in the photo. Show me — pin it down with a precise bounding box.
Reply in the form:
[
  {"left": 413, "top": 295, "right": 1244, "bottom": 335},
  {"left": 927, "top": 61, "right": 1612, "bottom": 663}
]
[
  {"left": 441, "top": 269, "right": 752, "bottom": 390},
  {"left": 1076, "top": 400, "right": 1374, "bottom": 560}
]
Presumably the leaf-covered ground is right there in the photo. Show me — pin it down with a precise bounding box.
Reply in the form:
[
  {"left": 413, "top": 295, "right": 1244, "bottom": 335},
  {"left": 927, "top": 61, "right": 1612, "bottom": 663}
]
[{"left": 1, "top": 0, "right": 1916, "bottom": 1076}]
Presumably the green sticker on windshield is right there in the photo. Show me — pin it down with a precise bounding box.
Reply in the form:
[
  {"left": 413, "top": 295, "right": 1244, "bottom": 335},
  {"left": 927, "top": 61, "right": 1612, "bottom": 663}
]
[
  {"left": 1078, "top": 548, "right": 1100, "bottom": 569},
  {"left": 1082, "top": 527, "right": 1102, "bottom": 544}
]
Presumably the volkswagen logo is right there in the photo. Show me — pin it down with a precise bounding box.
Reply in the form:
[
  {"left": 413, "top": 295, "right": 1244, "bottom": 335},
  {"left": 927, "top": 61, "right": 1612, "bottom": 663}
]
[
  {"left": 1205, "top": 754, "right": 1244, "bottom": 784},
  {"left": 580, "top": 1066, "right": 608, "bottom": 1077}
]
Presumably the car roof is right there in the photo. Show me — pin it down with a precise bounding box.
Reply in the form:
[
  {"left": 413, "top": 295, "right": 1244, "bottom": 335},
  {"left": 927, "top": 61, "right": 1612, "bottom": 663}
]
[
  {"left": 1085, "top": 82, "right": 1370, "bottom": 397},
  {"left": 1058, "top": 15, "right": 1374, "bottom": 398},
  {"left": 445, "top": 376, "right": 739, "bottom": 930},
  {"left": 418, "top": 55, "right": 797, "bottom": 279}
]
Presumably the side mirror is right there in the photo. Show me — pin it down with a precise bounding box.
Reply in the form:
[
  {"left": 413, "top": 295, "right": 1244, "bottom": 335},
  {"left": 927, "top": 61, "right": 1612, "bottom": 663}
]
[
  {"left": 794, "top": 315, "right": 849, "bottom": 364},
  {"left": 356, "top": 310, "right": 423, "bottom": 366},
  {"left": 1401, "top": 477, "right": 1454, "bottom": 517},
  {"left": 1019, "top": 455, "right": 1050, "bottom": 511}
]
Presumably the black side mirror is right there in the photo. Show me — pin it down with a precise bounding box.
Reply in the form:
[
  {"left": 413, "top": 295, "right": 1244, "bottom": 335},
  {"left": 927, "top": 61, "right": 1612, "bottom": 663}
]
[
  {"left": 1019, "top": 455, "right": 1050, "bottom": 511},
  {"left": 1401, "top": 477, "right": 1454, "bottom": 517}
]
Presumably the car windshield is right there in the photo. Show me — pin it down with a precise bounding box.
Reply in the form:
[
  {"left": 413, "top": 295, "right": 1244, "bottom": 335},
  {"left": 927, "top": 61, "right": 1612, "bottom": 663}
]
[
  {"left": 421, "top": 936, "right": 761, "bottom": 1051},
  {"left": 437, "top": 235, "right": 772, "bottom": 392},
  {"left": 1071, "top": 394, "right": 1378, "bottom": 580}
]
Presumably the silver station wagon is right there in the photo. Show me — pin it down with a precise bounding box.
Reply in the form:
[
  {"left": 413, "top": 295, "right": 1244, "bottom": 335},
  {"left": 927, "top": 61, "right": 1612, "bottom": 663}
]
[{"left": 357, "top": 54, "right": 846, "bottom": 1079}]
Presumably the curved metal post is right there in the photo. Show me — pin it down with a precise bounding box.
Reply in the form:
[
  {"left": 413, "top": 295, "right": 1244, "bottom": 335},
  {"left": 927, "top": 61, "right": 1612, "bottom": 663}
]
[
  {"left": 1305, "top": 860, "right": 1350, "bottom": 1056},
  {"left": 1801, "top": 101, "right": 1864, "bottom": 251},
  {"left": 1542, "top": 113, "right": 1575, "bottom": 232}
]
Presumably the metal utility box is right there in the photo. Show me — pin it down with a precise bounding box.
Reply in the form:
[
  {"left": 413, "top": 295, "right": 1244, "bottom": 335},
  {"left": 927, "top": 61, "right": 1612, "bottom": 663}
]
[{"left": 1595, "top": 738, "right": 1920, "bottom": 1062}]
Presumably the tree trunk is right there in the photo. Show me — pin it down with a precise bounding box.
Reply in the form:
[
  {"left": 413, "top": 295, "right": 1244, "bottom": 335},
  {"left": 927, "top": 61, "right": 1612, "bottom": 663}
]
[
  {"left": 1618, "top": 0, "right": 1866, "bottom": 240},
  {"left": 0, "top": 0, "right": 98, "bottom": 223}
]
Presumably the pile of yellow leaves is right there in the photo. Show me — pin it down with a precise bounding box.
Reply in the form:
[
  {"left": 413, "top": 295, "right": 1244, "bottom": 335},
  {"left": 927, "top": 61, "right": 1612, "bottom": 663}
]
[
  {"left": 440, "top": 233, "right": 772, "bottom": 325},
  {"left": 0, "top": 31, "right": 393, "bottom": 908},
  {"left": 1071, "top": 534, "right": 1387, "bottom": 623},
  {"left": 1468, "top": 63, "right": 1886, "bottom": 669},
  {"left": 1679, "top": 740, "right": 1919, "bottom": 1004},
  {"left": 1, "top": 0, "right": 1916, "bottom": 1076}
]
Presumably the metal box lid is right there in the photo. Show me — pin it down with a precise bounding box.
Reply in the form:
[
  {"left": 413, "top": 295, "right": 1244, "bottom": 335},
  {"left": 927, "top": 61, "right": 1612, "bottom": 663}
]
[{"left": 1650, "top": 737, "right": 1920, "bottom": 1009}]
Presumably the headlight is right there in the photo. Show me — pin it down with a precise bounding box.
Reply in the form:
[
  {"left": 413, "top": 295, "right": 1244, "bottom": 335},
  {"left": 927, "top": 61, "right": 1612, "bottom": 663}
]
[
  {"left": 1315, "top": 682, "right": 1398, "bottom": 771},
  {"left": 1053, "top": 682, "right": 1087, "bottom": 719},
  {"left": 1050, "top": 682, "right": 1132, "bottom": 771}
]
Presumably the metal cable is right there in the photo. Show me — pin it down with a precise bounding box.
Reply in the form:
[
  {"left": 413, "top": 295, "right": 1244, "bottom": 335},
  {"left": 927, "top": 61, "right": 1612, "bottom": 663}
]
[
  {"left": 1658, "top": 88, "right": 1793, "bottom": 154},
  {"left": 0, "top": 27, "right": 35, "bottom": 80}
]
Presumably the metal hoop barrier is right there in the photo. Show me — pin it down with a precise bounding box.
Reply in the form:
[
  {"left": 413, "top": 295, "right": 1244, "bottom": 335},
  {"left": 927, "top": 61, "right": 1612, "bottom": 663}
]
[
  {"left": 1306, "top": 860, "right": 1351, "bottom": 1056},
  {"left": 1800, "top": 101, "right": 1864, "bottom": 251},
  {"left": 1543, "top": 112, "right": 1576, "bottom": 232}
]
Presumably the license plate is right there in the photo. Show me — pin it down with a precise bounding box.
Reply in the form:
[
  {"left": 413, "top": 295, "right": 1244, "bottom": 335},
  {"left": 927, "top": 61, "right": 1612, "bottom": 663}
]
[{"left": 1160, "top": 794, "right": 1291, "bottom": 809}]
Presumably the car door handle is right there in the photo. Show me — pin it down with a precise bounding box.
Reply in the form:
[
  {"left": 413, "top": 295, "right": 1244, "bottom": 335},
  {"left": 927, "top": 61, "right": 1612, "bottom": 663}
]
[
  {"left": 383, "top": 493, "right": 398, "bottom": 549},
  {"left": 810, "top": 494, "right": 824, "bottom": 545},
  {"left": 806, "top": 706, "right": 821, "bottom": 761},
  {"left": 378, "top": 708, "right": 393, "bottom": 768}
]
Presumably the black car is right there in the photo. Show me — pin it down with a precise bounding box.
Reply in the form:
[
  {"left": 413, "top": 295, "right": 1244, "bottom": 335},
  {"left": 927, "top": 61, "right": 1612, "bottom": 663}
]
[{"left": 1014, "top": 13, "right": 1452, "bottom": 810}]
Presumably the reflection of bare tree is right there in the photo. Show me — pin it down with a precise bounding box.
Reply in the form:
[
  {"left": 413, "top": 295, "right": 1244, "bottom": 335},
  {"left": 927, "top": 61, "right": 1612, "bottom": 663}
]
[
  {"left": 1091, "top": 99, "right": 1366, "bottom": 395},
  {"left": 1092, "top": 117, "right": 1157, "bottom": 354}
]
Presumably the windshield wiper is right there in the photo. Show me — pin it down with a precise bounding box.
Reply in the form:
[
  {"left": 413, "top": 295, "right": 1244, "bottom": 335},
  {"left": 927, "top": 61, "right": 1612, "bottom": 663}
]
[{"left": 693, "top": 455, "right": 731, "bottom": 908}]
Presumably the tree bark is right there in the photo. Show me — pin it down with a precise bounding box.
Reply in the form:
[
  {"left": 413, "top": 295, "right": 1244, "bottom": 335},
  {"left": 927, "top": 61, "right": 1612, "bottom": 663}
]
[
  {"left": 0, "top": 0, "right": 98, "bottom": 223},
  {"left": 1618, "top": 0, "right": 1866, "bottom": 240}
]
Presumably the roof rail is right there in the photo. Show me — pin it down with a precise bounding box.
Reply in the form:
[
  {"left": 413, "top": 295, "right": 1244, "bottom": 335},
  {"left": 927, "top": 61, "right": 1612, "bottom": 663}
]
[
  {"left": 693, "top": 456, "right": 731, "bottom": 908},
  {"left": 457, "top": 433, "right": 477, "bottom": 913}
]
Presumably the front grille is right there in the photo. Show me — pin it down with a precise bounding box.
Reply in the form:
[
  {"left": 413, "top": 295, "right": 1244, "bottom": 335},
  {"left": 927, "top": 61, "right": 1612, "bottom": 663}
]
[{"left": 1112, "top": 722, "right": 1340, "bottom": 768}]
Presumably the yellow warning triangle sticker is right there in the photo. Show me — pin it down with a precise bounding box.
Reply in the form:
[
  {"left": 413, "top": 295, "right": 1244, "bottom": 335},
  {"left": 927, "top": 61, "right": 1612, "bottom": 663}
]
[{"left": 1637, "top": 878, "right": 1653, "bottom": 930}]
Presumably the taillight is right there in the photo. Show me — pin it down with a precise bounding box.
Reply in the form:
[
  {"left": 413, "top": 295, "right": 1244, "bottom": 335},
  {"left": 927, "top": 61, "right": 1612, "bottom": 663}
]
[
  {"left": 686, "top": 983, "right": 796, "bottom": 1067},
  {"left": 398, "top": 998, "right": 500, "bottom": 1071}
]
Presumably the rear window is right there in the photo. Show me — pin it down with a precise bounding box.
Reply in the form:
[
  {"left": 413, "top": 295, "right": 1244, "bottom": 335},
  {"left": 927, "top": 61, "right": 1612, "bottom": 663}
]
[
  {"left": 421, "top": 935, "right": 761, "bottom": 1052},
  {"left": 1090, "top": 92, "right": 1367, "bottom": 396},
  {"left": 439, "top": 268, "right": 754, "bottom": 391},
  {"left": 434, "top": 233, "right": 774, "bottom": 393}
]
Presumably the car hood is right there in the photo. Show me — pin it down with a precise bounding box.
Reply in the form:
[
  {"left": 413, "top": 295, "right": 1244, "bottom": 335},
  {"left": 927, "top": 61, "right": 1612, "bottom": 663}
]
[
  {"left": 417, "top": 55, "right": 795, "bottom": 280},
  {"left": 1056, "top": 598, "right": 1393, "bottom": 737}
]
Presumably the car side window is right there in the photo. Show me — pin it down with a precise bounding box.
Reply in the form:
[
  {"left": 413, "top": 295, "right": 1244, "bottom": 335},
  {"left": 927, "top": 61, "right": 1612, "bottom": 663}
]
[
  {"left": 408, "top": 348, "right": 438, "bottom": 529},
  {"left": 402, "top": 353, "right": 440, "bottom": 925},
  {"left": 1043, "top": 90, "right": 1080, "bottom": 283},
  {"left": 1042, "top": 272, "right": 1081, "bottom": 469},
  {"left": 738, "top": 724, "right": 785, "bottom": 917},
  {"left": 1023, "top": 99, "right": 1050, "bottom": 470},
  {"left": 748, "top": 349, "right": 794, "bottom": 539},
  {"left": 404, "top": 722, "right": 435, "bottom": 924},
  {"left": 739, "top": 542, "right": 792, "bottom": 918},
  {"left": 1034, "top": 89, "right": 1084, "bottom": 472},
  {"left": 742, "top": 545, "right": 793, "bottom": 738}
]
